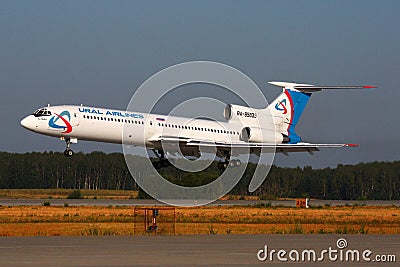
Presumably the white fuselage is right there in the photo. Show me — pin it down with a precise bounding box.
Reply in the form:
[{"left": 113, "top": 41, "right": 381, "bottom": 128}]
[{"left": 20, "top": 105, "right": 250, "bottom": 149}]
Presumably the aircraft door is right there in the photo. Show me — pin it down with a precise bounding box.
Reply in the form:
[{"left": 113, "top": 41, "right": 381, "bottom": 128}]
[{"left": 71, "top": 111, "right": 80, "bottom": 127}]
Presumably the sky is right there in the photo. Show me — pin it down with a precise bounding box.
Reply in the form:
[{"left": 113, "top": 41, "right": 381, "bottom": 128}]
[{"left": 1, "top": 0, "right": 399, "bottom": 168}]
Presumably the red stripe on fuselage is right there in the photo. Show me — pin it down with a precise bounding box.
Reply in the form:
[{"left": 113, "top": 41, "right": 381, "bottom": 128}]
[
  {"left": 284, "top": 89, "right": 294, "bottom": 133},
  {"left": 54, "top": 113, "right": 73, "bottom": 134}
]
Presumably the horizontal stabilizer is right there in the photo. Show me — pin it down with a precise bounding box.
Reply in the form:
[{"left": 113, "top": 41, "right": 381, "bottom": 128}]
[{"left": 269, "top": 81, "right": 376, "bottom": 92}]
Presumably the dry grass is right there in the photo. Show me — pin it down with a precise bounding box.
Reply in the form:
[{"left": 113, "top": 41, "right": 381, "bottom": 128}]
[
  {"left": 0, "top": 189, "right": 138, "bottom": 199},
  {"left": 0, "top": 205, "right": 399, "bottom": 236}
]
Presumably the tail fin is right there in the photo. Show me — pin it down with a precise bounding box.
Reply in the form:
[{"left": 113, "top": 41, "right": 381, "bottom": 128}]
[
  {"left": 268, "top": 82, "right": 312, "bottom": 143},
  {"left": 268, "top": 81, "right": 375, "bottom": 144}
]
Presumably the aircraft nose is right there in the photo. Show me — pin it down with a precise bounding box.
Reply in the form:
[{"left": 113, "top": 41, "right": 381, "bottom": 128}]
[{"left": 20, "top": 115, "right": 34, "bottom": 130}]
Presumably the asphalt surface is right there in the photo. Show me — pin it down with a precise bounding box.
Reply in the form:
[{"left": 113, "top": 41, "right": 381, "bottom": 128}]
[
  {"left": 1, "top": 198, "right": 398, "bottom": 266},
  {"left": 1, "top": 199, "right": 399, "bottom": 207},
  {"left": 0, "top": 235, "right": 398, "bottom": 266}
]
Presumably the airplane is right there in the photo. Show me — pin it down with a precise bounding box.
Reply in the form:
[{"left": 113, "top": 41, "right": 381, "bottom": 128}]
[{"left": 20, "top": 81, "right": 374, "bottom": 170}]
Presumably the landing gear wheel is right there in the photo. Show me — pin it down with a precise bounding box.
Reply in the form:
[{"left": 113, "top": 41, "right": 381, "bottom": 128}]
[
  {"left": 218, "top": 162, "right": 224, "bottom": 170},
  {"left": 233, "top": 159, "right": 241, "bottom": 167},
  {"left": 219, "top": 159, "right": 241, "bottom": 169},
  {"left": 64, "top": 149, "right": 73, "bottom": 157},
  {"left": 161, "top": 159, "right": 170, "bottom": 168},
  {"left": 153, "top": 161, "right": 162, "bottom": 169},
  {"left": 152, "top": 149, "right": 172, "bottom": 169},
  {"left": 153, "top": 160, "right": 171, "bottom": 169},
  {"left": 223, "top": 161, "right": 229, "bottom": 169}
]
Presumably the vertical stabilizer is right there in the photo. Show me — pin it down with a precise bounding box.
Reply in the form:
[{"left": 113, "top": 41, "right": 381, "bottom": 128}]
[
  {"left": 267, "top": 81, "right": 374, "bottom": 144},
  {"left": 268, "top": 85, "right": 311, "bottom": 144}
]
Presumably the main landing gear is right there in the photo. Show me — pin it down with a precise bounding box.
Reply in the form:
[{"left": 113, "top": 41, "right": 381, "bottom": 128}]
[
  {"left": 217, "top": 151, "right": 241, "bottom": 170},
  {"left": 151, "top": 149, "right": 241, "bottom": 170},
  {"left": 152, "top": 150, "right": 171, "bottom": 169},
  {"left": 64, "top": 138, "right": 73, "bottom": 157},
  {"left": 217, "top": 159, "right": 241, "bottom": 170}
]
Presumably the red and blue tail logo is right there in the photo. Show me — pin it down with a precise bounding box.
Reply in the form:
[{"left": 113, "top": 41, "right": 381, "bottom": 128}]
[
  {"left": 274, "top": 99, "right": 288, "bottom": 114},
  {"left": 48, "top": 111, "right": 72, "bottom": 133}
]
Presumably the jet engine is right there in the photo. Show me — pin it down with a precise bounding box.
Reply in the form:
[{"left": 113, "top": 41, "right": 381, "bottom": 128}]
[
  {"left": 224, "top": 104, "right": 265, "bottom": 126},
  {"left": 240, "top": 126, "right": 288, "bottom": 144}
]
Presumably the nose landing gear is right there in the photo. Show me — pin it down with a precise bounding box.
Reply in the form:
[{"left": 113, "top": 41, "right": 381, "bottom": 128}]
[{"left": 63, "top": 137, "right": 74, "bottom": 157}]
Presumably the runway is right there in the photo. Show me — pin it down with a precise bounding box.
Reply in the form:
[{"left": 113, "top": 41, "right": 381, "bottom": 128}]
[
  {"left": 1, "top": 198, "right": 399, "bottom": 207},
  {"left": 0, "top": 235, "right": 398, "bottom": 266}
]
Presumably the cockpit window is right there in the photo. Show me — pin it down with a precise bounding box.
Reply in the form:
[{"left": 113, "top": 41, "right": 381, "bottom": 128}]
[{"left": 33, "top": 108, "right": 52, "bottom": 117}]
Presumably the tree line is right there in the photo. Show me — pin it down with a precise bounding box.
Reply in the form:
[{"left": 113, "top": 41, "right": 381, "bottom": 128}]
[{"left": 0, "top": 151, "right": 399, "bottom": 200}]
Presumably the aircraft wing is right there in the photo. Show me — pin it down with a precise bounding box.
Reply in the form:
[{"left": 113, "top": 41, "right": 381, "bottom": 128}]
[
  {"left": 148, "top": 136, "right": 357, "bottom": 154},
  {"left": 186, "top": 140, "right": 357, "bottom": 153}
]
